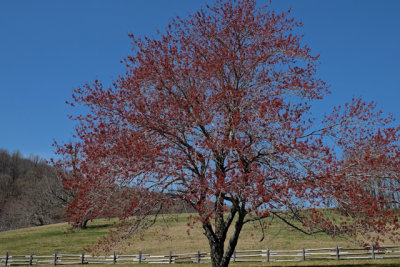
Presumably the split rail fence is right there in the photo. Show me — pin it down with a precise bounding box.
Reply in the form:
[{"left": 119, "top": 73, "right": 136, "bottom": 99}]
[{"left": 1, "top": 245, "right": 400, "bottom": 265}]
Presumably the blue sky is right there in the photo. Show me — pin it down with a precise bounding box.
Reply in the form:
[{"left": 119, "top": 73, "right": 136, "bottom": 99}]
[{"left": 0, "top": 0, "right": 399, "bottom": 160}]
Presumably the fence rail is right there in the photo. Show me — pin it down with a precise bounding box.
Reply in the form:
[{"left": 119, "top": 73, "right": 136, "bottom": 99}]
[{"left": 2, "top": 245, "right": 400, "bottom": 265}]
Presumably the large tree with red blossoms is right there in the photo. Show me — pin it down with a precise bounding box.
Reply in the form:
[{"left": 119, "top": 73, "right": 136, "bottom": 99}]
[{"left": 54, "top": 1, "right": 400, "bottom": 266}]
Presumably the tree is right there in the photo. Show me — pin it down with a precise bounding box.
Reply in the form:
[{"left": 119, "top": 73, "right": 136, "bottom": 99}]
[
  {"left": 54, "top": 1, "right": 400, "bottom": 266},
  {"left": 0, "top": 149, "right": 69, "bottom": 231}
]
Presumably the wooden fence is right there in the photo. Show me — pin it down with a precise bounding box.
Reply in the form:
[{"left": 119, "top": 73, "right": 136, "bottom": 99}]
[{"left": 1, "top": 245, "right": 400, "bottom": 265}]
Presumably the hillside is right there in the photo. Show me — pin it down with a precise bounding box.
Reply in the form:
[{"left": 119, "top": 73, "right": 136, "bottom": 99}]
[
  {"left": 0, "top": 213, "right": 357, "bottom": 255},
  {"left": 2, "top": 215, "right": 400, "bottom": 266},
  {"left": 0, "top": 149, "right": 70, "bottom": 231}
]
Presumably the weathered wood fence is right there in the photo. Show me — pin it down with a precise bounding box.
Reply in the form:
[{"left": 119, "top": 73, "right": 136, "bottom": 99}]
[{"left": 1, "top": 245, "right": 400, "bottom": 265}]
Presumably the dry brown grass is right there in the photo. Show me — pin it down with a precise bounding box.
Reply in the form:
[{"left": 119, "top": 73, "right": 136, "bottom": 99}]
[
  {"left": 1, "top": 212, "right": 398, "bottom": 267},
  {"left": 113, "top": 213, "right": 352, "bottom": 255}
]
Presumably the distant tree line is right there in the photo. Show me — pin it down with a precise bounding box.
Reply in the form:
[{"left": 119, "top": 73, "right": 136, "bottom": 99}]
[
  {"left": 0, "top": 149, "right": 72, "bottom": 231},
  {"left": 0, "top": 148, "right": 195, "bottom": 232}
]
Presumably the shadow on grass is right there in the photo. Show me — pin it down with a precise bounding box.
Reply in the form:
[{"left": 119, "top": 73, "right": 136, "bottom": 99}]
[
  {"left": 236, "top": 261, "right": 400, "bottom": 267},
  {"left": 280, "top": 264, "right": 400, "bottom": 267},
  {"left": 85, "top": 224, "right": 113, "bottom": 229}
]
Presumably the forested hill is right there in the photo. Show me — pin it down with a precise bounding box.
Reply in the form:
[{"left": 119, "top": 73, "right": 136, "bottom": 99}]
[{"left": 0, "top": 149, "right": 70, "bottom": 231}]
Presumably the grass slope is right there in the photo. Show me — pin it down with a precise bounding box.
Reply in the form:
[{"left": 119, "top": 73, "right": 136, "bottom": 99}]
[
  {"left": 0, "top": 214, "right": 399, "bottom": 266},
  {"left": 0, "top": 213, "right": 351, "bottom": 255}
]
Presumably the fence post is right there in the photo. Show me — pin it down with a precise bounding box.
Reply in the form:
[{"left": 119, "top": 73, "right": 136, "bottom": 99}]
[
  {"left": 54, "top": 251, "right": 58, "bottom": 266},
  {"left": 169, "top": 250, "right": 172, "bottom": 264},
  {"left": 81, "top": 253, "right": 85, "bottom": 265},
  {"left": 371, "top": 243, "right": 375, "bottom": 260},
  {"left": 113, "top": 251, "right": 117, "bottom": 264},
  {"left": 266, "top": 248, "right": 270, "bottom": 262},
  {"left": 5, "top": 252, "right": 9, "bottom": 266},
  {"left": 138, "top": 251, "right": 142, "bottom": 264},
  {"left": 29, "top": 253, "right": 33, "bottom": 265},
  {"left": 336, "top": 245, "right": 340, "bottom": 260},
  {"left": 302, "top": 248, "right": 306, "bottom": 261},
  {"left": 233, "top": 250, "right": 236, "bottom": 262}
]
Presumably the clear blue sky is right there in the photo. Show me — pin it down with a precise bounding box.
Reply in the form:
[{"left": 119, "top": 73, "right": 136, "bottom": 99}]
[{"left": 0, "top": 0, "right": 399, "bottom": 160}]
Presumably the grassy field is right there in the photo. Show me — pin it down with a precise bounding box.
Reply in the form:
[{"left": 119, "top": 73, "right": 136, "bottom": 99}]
[
  {"left": 0, "top": 213, "right": 349, "bottom": 255},
  {"left": 1, "top": 213, "right": 399, "bottom": 266}
]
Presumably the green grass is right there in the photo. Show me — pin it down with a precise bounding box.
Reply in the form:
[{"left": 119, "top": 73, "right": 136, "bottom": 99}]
[
  {"left": 0, "top": 220, "right": 114, "bottom": 254},
  {"left": 0, "top": 214, "right": 399, "bottom": 266},
  {"left": 47, "top": 261, "right": 400, "bottom": 267}
]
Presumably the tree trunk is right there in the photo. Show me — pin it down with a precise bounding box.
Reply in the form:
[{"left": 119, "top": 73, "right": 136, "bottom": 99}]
[
  {"left": 203, "top": 208, "right": 246, "bottom": 267},
  {"left": 203, "top": 223, "right": 226, "bottom": 267},
  {"left": 77, "top": 219, "right": 89, "bottom": 229}
]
